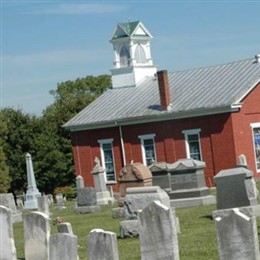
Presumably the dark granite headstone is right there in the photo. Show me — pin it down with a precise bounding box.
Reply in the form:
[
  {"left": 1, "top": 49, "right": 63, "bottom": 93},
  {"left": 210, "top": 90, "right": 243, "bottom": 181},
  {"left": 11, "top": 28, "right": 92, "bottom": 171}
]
[
  {"left": 77, "top": 187, "right": 97, "bottom": 206},
  {"left": 214, "top": 167, "right": 256, "bottom": 210}
]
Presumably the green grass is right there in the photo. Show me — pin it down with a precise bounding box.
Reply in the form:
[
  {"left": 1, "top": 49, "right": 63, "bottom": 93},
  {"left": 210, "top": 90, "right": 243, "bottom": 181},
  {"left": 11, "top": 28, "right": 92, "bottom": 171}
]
[
  {"left": 13, "top": 185, "right": 260, "bottom": 259},
  {"left": 14, "top": 200, "right": 218, "bottom": 259}
]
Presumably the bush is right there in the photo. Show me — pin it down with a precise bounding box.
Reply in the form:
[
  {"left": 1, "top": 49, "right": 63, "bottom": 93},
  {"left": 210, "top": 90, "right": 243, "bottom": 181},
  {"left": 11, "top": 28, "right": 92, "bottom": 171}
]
[{"left": 54, "top": 185, "right": 76, "bottom": 199}]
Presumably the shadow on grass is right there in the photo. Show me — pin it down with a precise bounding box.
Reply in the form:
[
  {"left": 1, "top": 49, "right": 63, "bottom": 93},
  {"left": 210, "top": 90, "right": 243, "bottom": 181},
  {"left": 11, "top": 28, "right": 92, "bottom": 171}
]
[{"left": 199, "top": 215, "right": 213, "bottom": 221}]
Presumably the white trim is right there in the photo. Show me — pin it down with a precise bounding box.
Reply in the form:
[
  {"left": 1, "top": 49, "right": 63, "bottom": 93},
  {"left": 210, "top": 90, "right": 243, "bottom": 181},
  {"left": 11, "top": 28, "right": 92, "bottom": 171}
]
[
  {"left": 236, "top": 79, "right": 260, "bottom": 103},
  {"left": 98, "top": 138, "right": 114, "bottom": 144},
  {"left": 251, "top": 122, "right": 260, "bottom": 173},
  {"left": 138, "top": 134, "right": 156, "bottom": 139},
  {"left": 182, "top": 129, "right": 202, "bottom": 160},
  {"left": 119, "top": 126, "right": 126, "bottom": 166},
  {"left": 182, "top": 129, "right": 201, "bottom": 135},
  {"left": 138, "top": 134, "right": 156, "bottom": 166},
  {"left": 250, "top": 122, "right": 260, "bottom": 128}
]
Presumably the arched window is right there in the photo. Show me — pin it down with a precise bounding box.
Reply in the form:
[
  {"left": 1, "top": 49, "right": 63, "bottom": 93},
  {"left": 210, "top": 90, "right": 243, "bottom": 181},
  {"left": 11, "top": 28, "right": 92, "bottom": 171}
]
[
  {"left": 135, "top": 44, "right": 146, "bottom": 64},
  {"left": 120, "top": 46, "right": 130, "bottom": 67}
]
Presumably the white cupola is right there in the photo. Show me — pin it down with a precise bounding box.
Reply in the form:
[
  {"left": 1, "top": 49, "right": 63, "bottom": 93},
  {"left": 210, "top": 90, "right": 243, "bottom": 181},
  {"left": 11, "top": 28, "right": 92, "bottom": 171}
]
[{"left": 110, "top": 21, "right": 157, "bottom": 88}]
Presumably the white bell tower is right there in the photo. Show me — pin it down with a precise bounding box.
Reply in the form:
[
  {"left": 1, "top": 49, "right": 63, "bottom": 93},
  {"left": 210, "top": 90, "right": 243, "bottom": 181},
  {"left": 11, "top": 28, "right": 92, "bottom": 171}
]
[{"left": 110, "top": 21, "right": 157, "bottom": 88}]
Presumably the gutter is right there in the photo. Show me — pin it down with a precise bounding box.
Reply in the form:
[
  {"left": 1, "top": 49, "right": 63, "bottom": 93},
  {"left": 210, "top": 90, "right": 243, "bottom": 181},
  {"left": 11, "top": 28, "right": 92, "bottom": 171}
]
[{"left": 64, "top": 105, "right": 240, "bottom": 132}]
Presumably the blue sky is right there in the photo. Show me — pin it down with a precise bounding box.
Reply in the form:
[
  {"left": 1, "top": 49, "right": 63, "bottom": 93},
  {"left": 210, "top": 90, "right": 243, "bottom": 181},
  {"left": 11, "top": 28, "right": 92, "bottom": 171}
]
[{"left": 1, "top": 1, "right": 260, "bottom": 115}]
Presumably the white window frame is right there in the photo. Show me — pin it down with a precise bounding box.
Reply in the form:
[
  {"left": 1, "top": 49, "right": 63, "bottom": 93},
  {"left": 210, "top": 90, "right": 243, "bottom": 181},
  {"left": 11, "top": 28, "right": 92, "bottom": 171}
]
[
  {"left": 182, "top": 129, "right": 202, "bottom": 161},
  {"left": 138, "top": 134, "right": 156, "bottom": 166},
  {"left": 250, "top": 122, "right": 260, "bottom": 173},
  {"left": 98, "top": 138, "right": 116, "bottom": 183}
]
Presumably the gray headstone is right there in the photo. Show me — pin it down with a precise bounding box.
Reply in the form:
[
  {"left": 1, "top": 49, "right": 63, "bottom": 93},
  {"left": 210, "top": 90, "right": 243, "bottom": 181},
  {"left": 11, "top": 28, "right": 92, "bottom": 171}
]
[
  {"left": 23, "top": 211, "right": 50, "bottom": 260},
  {"left": 0, "top": 193, "right": 18, "bottom": 213},
  {"left": 77, "top": 187, "right": 97, "bottom": 206},
  {"left": 46, "top": 194, "right": 54, "bottom": 206},
  {"left": 38, "top": 195, "right": 49, "bottom": 216},
  {"left": 214, "top": 167, "right": 253, "bottom": 209},
  {"left": 87, "top": 229, "right": 119, "bottom": 260},
  {"left": 76, "top": 175, "right": 84, "bottom": 190},
  {"left": 0, "top": 206, "right": 17, "bottom": 260},
  {"left": 56, "top": 194, "right": 66, "bottom": 210},
  {"left": 58, "top": 222, "right": 73, "bottom": 235},
  {"left": 119, "top": 219, "right": 139, "bottom": 238},
  {"left": 215, "top": 208, "right": 260, "bottom": 260},
  {"left": 0, "top": 193, "right": 22, "bottom": 223},
  {"left": 138, "top": 200, "right": 179, "bottom": 260},
  {"left": 124, "top": 186, "right": 170, "bottom": 219},
  {"left": 49, "top": 233, "right": 78, "bottom": 260}
]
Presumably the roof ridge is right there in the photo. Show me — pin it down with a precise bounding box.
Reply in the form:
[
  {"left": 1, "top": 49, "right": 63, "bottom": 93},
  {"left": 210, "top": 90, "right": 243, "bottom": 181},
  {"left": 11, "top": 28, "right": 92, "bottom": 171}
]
[{"left": 170, "top": 57, "right": 255, "bottom": 74}]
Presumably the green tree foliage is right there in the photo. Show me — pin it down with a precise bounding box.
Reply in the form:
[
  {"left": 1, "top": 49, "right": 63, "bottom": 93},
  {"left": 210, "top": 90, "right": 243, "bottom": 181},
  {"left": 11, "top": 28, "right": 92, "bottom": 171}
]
[
  {"left": 0, "top": 75, "right": 111, "bottom": 194},
  {"left": 38, "top": 74, "right": 111, "bottom": 193},
  {"left": 0, "top": 108, "right": 40, "bottom": 192},
  {"left": 0, "top": 147, "right": 10, "bottom": 193}
]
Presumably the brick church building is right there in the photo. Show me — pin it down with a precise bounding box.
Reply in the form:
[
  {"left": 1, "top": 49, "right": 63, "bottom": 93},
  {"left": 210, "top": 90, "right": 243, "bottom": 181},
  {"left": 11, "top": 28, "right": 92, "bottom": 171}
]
[{"left": 64, "top": 21, "right": 260, "bottom": 191}]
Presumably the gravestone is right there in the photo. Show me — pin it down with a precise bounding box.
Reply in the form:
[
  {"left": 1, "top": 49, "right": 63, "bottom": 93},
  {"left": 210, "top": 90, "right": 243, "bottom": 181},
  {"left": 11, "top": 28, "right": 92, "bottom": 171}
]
[
  {"left": 120, "top": 186, "right": 171, "bottom": 238},
  {"left": 87, "top": 229, "right": 119, "bottom": 260},
  {"left": 215, "top": 208, "right": 260, "bottom": 260},
  {"left": 0, "top": 193, "right": 22, "bottom": 223},
  {"left": 237, "top": 154, "right": 248, "bottom": 167},
  {"left": 46, "top": 194, "right": 54, "bottom": 206},
  {"left": 38, "top": 195, "right": 50, "bottom": 217},
  {"left": 24, "top": 153, "right": 41, "bottom": 209},
  {"left": 138, "top": 200, "right": 179, "bottom": 260},
  {"left": 149, "top": 162, "right": 171, "bottom": 191},
  {"left": 23, "top": 211, "right": 50, "bottom": 260},
  {"left": 58, "top": 222, "right": 74, "bottom": 235},
  {"left": 74, "top": 187, "right": 101, "bottom": 214},
  {"left": 49, "top": 233, "right": 78, "bottom": 260},
  {"left": 124, "top": 186, "right": 170, "bottom": 214},
  {"left": 168, "top": 158, "right": 215, "bottom": 208},
  {"left": 118, "top": 163, "right": 152, "bottom": 197},
  {"left": 214, "top": 167, "right": 257, "bottom": 210},
  {"left": 0, "top": 206, "right": 17, "bottom": 260},
  {"left": 92, "top": 157, "right": 115, "bottom": 205},
  {"left": 56, "top": 193, "right": 66, "bottom": 210},
  {"left": 76, "top": 175, "right": 84, "bottom": 189}
]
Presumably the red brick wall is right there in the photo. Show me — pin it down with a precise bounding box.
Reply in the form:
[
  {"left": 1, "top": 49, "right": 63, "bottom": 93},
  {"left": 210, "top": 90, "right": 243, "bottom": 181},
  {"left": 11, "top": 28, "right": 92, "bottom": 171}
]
[
  {"left": 231, "top": 82, "right": 260, "bottom": 177},
  {"left": 70, "top": 83, "right": 260, "bottom": 190}
]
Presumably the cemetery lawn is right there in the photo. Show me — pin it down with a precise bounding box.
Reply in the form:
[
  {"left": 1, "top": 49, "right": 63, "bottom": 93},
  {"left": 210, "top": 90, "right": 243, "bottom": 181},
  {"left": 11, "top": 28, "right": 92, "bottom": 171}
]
[
  {"left": 14, "top": 200, "right": 219, "bottom": 260},
  {"left": 12, "top": 188, "right": 260, "bottom": 260}
]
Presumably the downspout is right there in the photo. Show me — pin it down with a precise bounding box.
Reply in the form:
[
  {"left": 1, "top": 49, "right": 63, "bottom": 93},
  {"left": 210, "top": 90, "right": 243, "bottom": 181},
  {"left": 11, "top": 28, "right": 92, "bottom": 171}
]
[
  {"left": 75, "top": 134, "right": 82, "bottom": 176},
  {"left": 119, "top": 125, "right": 126, "bottom": 166}
]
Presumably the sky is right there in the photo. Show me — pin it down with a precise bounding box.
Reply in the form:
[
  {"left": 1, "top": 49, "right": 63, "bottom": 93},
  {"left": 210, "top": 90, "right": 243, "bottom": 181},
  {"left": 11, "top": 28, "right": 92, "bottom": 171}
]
[{"left": 1, "top": 0, "right": 260, "bottom": 116}]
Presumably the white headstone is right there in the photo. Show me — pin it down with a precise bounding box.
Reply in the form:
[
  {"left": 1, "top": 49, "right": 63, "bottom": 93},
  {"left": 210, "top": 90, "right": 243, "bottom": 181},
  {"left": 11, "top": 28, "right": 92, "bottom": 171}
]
[
  {"left": 215, "top": 208, "right": 260, "bottom": 260},
  {"left": 87, "top": 229, "right": 119, "bottom": 260},
  {"left": 138, "top": 200, "right": 179, "bottom": 260},
  {"left": 23, "top": 211, "right": 50, "bottom": 260},
  {"left": 24, "top": 153, "right": 41, "bottom": 209},
  {"left": 0, "top": 206, "right": 17, "bottom": 260},
  {"left": 76, "top": 175, "right": 84, "bottom": 189},
  {"left": 49, "top": 233, "right": 78, "bottom": 260}
]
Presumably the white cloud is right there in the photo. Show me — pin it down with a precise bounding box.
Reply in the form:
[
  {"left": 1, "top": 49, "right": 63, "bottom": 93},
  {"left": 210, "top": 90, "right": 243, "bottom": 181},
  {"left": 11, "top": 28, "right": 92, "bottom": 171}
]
[
  {"left": 2, "top": 48, "right": 109, "bottom": 66},
  {"left": 28, "top": 3, "right": 128, "bottom": 15}
]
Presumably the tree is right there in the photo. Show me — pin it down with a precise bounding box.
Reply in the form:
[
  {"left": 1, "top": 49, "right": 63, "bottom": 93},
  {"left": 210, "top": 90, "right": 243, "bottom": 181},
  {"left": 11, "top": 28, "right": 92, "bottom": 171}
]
[
  {"left": 0, "top": 147, "right": 10, "bottom": 193},
  {"left": 0, "top": 75, "right": 111, "bottom": 195},
  {"left": 0, "top": 108, "right": 40, "bottom": 193},
  {"left": 37, "top": 74, "right": 111, "bottom": 193}
]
